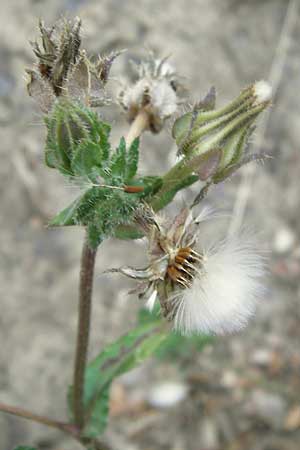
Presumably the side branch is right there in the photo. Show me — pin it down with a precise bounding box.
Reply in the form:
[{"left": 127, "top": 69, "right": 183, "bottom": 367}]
[{"left": 0, "top": 402, "right": 77, "bottom": 436}]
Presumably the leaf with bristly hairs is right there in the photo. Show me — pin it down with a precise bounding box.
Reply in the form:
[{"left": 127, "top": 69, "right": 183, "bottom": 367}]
[
  {"left": 68, "top": 322, "right": 167, "bottom": 438},
  {"left": 125, "top": 137, "right": 139, "bottom": 182}
]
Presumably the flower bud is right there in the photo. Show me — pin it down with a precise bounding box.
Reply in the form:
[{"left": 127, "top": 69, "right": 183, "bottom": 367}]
[
  {"left": 45, "top": 99, "right": 95, "bottom": 173},
  {"left": 27, "top": 18, "right": 119, "bottom": 112},
  {"left": 172, "top": 82, "right": 272, "bottom": 182}
]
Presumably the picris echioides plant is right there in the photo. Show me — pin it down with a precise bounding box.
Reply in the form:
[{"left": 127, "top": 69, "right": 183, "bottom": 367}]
[{"left": 1, "top": 16, "right": 272, "bottom": 450}]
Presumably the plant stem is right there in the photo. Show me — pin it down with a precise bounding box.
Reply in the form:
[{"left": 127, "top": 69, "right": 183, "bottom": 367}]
[
  {"left": 0, "top": 400, "right": 113, "bottom": 450},
  {"left": 125, "top": 109, "right": 149, "bottom": 147},
  {"left": 73, "top": 233, "right": 97, "bottom": 430},
  {"left": 0, "top": 402, "right": 77, "bottom": 437},
  {"left": 149, "top": 158, "right": 198, "bottom": 211}
]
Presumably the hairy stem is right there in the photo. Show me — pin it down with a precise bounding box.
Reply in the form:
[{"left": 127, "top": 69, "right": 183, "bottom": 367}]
[
  {"left": 150, "top": 157, "right": 198, "bottom": 211},
  {"left": 125, "top": 109, "right": 149, "bottom": 147},
  {"left": 73, "top": 234, "right": 97, "bottom": 430},
  {"left": 0, "top": 402, "right": 77, "bottom": 437}
]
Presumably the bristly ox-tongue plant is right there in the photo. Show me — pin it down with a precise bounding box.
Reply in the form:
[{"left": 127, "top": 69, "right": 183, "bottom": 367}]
[{"left": 1, "top": 16, "right": 272, "bottom": 450}]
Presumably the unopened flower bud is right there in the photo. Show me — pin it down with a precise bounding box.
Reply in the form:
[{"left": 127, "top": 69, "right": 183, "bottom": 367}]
[
  {"left": 172, "top": 82, "right": 272, "bottom": 183},
  {"left": 45, "top": 99, "right": 95, "bottom": 173},
  {"left": 27, "top": 18, "right": 120, "bottom": 112}
]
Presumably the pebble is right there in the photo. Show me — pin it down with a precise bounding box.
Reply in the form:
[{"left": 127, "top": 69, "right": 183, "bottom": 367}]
[
  {"left": 245, "top": 389, "right": 287, "bottom": 429},
  {"left": 273, "top": 227, "right": 296, "bottom": 254},
  {"left": 251, "top": 348, "right": 273, "bottom": 367},
  {"left": 147, "top": 381, "right": 188, "bottom": 408},
  {"left": 198, "top": 417, "right": 219, "bottom": 450},
  {"left": 221, "top": 370, "right": 239, "bottom": 388},
  {"left": 284, "top": 405, "right": 300, "bottom": 431}
]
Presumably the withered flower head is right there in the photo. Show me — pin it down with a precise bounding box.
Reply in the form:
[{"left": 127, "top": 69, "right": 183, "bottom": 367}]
[
  {"left": 26, "top": 18, "right": 121, "bottom": 112},
  {"left": 118, "top": 54, "right": 184, "bottom": 133},
  {"left": 112, "top": 206, "right": 265, "bottom": 336}
]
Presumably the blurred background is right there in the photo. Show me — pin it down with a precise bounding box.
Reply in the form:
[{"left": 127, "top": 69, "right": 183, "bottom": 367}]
[{"left": 1, "top": 0, "right": 300, "bottom": 449}]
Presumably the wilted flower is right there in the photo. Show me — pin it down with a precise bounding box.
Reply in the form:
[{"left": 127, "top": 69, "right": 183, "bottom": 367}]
[
  {"left": 172, "top": 81, "right": 272, "bottom": 190},
  {"left": 26, "top": 18, "right": 121, "bottom": 112},
  {"left": 119, "top": 54, "right": 183, "bottom": 133},
  {"left": 112, "top": 206, "right": 265, "bottom": 336}
]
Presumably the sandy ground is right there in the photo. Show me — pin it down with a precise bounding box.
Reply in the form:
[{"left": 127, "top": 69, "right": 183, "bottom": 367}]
[{"left": 1, "top": 0, "right": 300, "bottom": 449}]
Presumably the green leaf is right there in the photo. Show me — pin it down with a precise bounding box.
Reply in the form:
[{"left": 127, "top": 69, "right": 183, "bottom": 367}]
[
  {"left": 110, "top": 137, "right": 127, "bottom": 179},
  {"left": 48, "top": 195, "right": 83, "bottom": 226},
  {"left": 155, "top": 332, "right": 213, "bottom": 361},
  {"left": 68, "top": 322, "right": 167, "bottom": 438},
  {"left": 125, "top": 137, "right": 139, "bottom": 182},
  {"left": 82, "top": 384, "right": 110, "bottom": 438},
  {"left": 13, "top": 447, "right": 37, "bottom": 450},
  {"left": 138, "top": 307, "right": 213, "bottom": 361}
]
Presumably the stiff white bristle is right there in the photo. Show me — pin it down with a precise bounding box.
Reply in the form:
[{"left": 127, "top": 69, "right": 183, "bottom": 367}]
[
  {"left": 254, "top": 80, "right": 272, "bottom": 103},
  {"left": 173, "top": 233, "right": 266, "bottom": 336}
]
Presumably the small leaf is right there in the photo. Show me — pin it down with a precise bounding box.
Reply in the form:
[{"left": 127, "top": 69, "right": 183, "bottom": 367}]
[
  {"left": 82, "top": 384, "right": 110, "bottom": 438},
  {"left": 138, "top": 307, "right": 214, "bottom": 361},
  {"left": 68, "top": 323, "right": 167, "bottom": 438},
  {"left": 48, "top": 195, "right": 83, "bottom": 226},
  {"left": 125, "top": 137, "right": 139, "bottom": 182},
  {"left": 110, "top": 137, "right": 126, "bottom": 178}
]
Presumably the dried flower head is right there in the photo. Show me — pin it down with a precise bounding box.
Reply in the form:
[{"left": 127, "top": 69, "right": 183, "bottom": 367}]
[
  {"left": 119, "top": 54, "right": 183, "bottom": 133},
  {"left": 112, "top": 206, "right": 265, "bottom": 336},
  {"left": 26, "top": 18, "right": 121, "bottom": 112}
]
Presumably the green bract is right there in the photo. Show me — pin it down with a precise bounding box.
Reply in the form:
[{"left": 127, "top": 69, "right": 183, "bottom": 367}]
[{"left": 45, "top": 99, "right": 108, "bottom": 175}]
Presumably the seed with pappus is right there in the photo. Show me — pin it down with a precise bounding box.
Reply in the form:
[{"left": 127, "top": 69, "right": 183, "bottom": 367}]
[
  {"left": 119, "top": 54, "right": 184, "bottom": 133},
  {"left": 111, "top": 206, "right": 265, "bottom": 336}
]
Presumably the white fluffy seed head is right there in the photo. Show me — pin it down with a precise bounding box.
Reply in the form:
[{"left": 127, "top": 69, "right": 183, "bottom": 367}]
[
  {"left": 173, "top": 233, "right": 266, "bottom": 336},
  {"left": 253, "top": 80, "right": 272, "bottom": 104}
]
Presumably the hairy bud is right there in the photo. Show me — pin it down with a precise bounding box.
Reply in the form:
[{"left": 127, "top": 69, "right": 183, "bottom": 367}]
[
  {"left": 27, "top": 18, "right": 120, "bottom": 112},
  {"left": 172, "top": 82, "right": 272, "bottom": 183},
  {"left": 45, "top": 99, "right": 96, "bottom": 173}
]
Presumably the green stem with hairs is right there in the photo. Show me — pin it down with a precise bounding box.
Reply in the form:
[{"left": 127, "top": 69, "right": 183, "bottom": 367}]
[{"left": 73, "top": 234, "right": 97, "bottom": 430}]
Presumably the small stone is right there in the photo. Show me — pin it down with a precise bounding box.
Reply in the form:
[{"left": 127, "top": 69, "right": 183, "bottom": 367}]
[
  {"left": 198, "top": 417, "right": 219, "bottom": 450},
  {"left": 221, "top": 370, "right": 239, "bottom": 388},
  {"left": 273, "top": 227, "right": 296, "bottom": 254},
  {"left": 245, "top": 390, "right": 287, "bottom": 429},
  {"left": 251, "top": 349, "right": 272, "bottom": 367},
  {"left": 147, "top": 381, "right": 188, "bottom": 408},
  {"left": 284, "top": 406, "right": 300, "bottom": 431}
]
